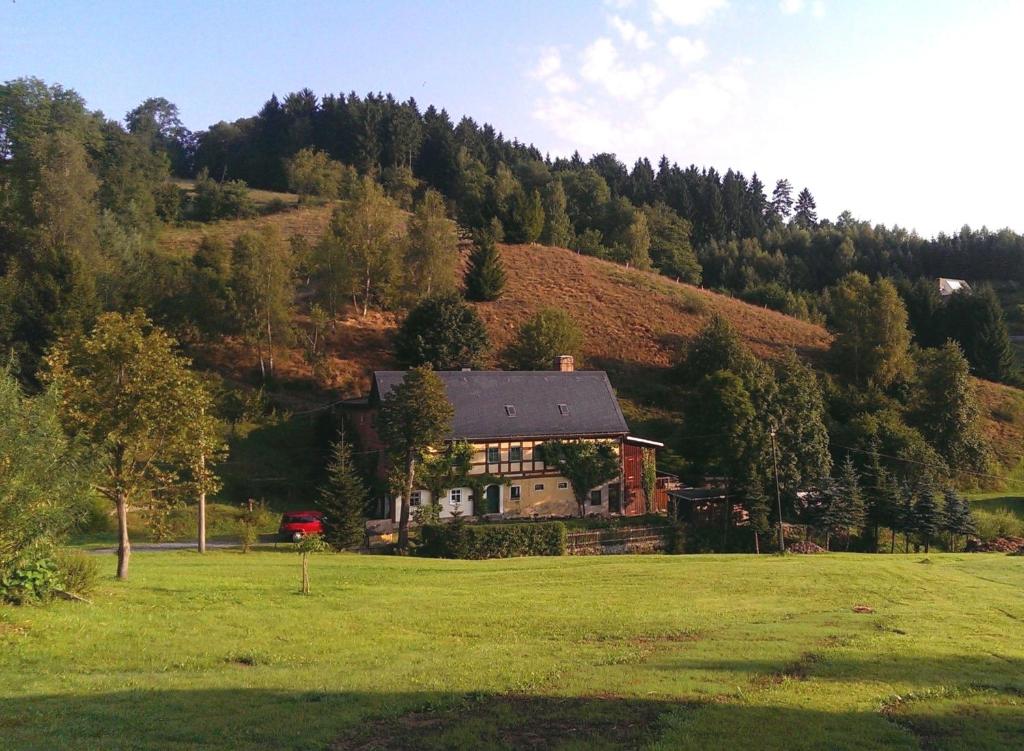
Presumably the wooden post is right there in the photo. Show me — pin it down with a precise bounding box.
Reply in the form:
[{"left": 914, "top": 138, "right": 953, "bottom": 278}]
[
  {"left": 301, "top": 553, "right": 310, "bottom": 594},
  {"left": 197, "top": 451, "right": 207, "bottom": 554},
  {"left": 770, "top": 429, "right": 785, "bottom": 554},
  {"left": 116, "top": 489, "right": 131, "bottom": 580}
]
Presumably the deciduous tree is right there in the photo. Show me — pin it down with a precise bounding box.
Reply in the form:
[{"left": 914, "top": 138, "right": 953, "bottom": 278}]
[
  {"left": 507, "top": 308, "right": 582, "bottom": 371},
  {"left": 537, "top": 440, "right": 620, "bottom": 518},
  {"left": 378, "top": 366, "right": 454, "bottom": 550},
  {"left": 395, "top": 293, "right": 490, "bottom": 370},
  {"left": 45, "top": 311, "right": 219, "bottom": 579},
  {"left": 405, "top": 189, "right": 458, "bottom": 298}
]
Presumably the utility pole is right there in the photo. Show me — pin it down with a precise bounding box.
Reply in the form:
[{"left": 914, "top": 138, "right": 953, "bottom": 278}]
[{"left": 770, "top": 428, "right": 784, "bottom": 553}]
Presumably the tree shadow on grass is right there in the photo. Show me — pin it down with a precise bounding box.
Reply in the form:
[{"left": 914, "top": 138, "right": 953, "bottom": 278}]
[{"left": 3, "top": 685, "right": 1024, "bottom": 751}]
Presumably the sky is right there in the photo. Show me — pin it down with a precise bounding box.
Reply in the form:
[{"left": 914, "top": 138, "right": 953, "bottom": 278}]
[{"left": 4, "top": 0, "right": 1023, "bottom": 237}]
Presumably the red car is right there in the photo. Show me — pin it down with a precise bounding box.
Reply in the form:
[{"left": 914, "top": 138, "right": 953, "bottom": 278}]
[{"left": 278, "top": 511, "right": 324, "bottom": 542}]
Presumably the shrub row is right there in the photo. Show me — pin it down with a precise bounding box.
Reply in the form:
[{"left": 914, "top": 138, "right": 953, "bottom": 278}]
[{"left": 418, "top": 519, "right": 567, "bottom": 559}]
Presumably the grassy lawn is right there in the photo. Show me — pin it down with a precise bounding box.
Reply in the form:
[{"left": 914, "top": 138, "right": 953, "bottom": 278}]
[
  {"left": 968, "top": 492, "right": 1024, "bottom": 519},
  {"left": 1, "top": 552, "right": 1022, "bottom": 750}
]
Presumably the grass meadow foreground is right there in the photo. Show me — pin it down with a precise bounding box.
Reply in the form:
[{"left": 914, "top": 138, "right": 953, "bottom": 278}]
[{"left": 1, "top": 552, "right": 1022, "bottom": 750}]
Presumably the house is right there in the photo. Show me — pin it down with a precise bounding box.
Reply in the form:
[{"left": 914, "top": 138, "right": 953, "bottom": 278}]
[
  {"left": 344, "top": 356, "right": 664, "bottom": 521},
  {"left": 938, "top": 278, "right": 971, "bottom": 297}
]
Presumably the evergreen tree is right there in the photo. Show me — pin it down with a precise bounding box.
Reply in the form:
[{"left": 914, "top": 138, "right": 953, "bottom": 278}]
[
  {"left": 911, "top": 341, "right": 988, "bottom": 476},
  {"left": 464, "top": 231, "right": 506, "bottom": 301},
  {"left": 865, "top": 440, "right": 895, "bottom": 550},
  {"left": 940, "top": 489, "right": 977, "bottom": 551},
  {"left": 395, "top": 293, "right": 490, "bottom": 369},
  {"left": 319, "top": 433, "right": 368, "bottom": 550},
  {"left": 793, "top": 188, "right": 817, "bottom": 228},
  {"left": 896, "top": 481, "right": 916, "bottom": 553},
  {"left": 826, "top": 456, "right": 866, "bottom": 550},
  {"left": 770, "top": 179, "right": 794, "bottom": 221},
  {"left": 912, "top": 476, "right": 943, "bottom": 553},
  {"left": 944, "top": 285, "right": 1017, "bottom": 382}
]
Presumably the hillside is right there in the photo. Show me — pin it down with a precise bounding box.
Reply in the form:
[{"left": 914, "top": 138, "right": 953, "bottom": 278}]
[
  {"left": 157, "top": 200, "right": 1024, "bottom": 487},
  {"left": 157, "top": 201, "right": 832, "bottom": 385}
]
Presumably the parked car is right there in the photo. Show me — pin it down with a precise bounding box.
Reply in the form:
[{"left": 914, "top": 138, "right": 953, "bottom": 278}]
[{"left": 278, "top": 511, "right": 324, "bottom": 542}]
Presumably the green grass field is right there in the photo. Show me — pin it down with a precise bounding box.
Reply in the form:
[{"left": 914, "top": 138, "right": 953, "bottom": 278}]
[{"left": 1, "top": 552, "right": 1022, "bottom": 750}]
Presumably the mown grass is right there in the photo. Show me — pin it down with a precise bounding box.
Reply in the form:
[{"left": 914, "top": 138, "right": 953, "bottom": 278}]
[{"left": 1, "top": 552, "right": 1021, "bottom": 750}]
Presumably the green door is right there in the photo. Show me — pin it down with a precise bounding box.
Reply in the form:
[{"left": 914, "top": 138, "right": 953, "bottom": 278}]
[{"left": 484, "top": 484, "right": 501, "bottom": 514}]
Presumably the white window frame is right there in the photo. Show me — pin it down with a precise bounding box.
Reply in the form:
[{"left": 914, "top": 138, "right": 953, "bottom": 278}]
[
  {"left": 487, "top": 447, "right": 500, "bottom": 463},
  {"left": 449, "top": 488, "right": 462, "bottom": 506},
  {"left": 509, "top": 445, "right": 523, "bottom": 462},
  {"left": 410, "top": 491, "right": 422, "bottom": 507},
  {"left": 510, "top": 484, "right": 521, "bottom": 500},
  {"left": 557, "top": 481, "right": 569, "bottom": 489},
  {"left": 534, "top": 483, "right": 545, "bottom": 491}
]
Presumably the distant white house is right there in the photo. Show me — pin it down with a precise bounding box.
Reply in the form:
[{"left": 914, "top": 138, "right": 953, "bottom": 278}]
[{"left": 938, "top": 278, "right": 971, "bottom": 297}]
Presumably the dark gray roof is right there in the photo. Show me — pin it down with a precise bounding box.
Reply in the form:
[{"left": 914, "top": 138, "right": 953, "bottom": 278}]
[{"left": 372, "top": 370, "right": 629, "bottom": 441}]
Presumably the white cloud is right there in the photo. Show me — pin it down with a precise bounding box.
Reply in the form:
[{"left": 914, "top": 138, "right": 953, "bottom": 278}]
[
  {"left": 530, "top": 48, "right": 579, "bottom": 94},
  {"left": 666, "top": 36, "right": 708, "bottom": 66},
  {"left": 780, "top": 0, "right": 825, "bottom": 18},
  {"left": 650, "top": 0, "right": 727, "bottom": 27},
  {"left": 579, "top": 37, "right": 665, "bottom": 100},
  {"left": 610, "top": 15, "right": 654, "bottom": 50}
]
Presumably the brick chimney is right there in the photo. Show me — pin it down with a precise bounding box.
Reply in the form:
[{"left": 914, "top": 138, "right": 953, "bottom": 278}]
[{"left": 555, "top": 355, "right": 575, "bottom": 372}]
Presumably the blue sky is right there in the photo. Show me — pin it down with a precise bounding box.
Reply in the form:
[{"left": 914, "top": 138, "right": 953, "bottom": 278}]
[{"left": 4, "top": 0, "right": 1022, "bottom": 236}]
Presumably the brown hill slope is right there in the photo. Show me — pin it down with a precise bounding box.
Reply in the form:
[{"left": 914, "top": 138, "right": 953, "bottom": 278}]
[
  {"left": 159, "top": 202, "right": 1024, "bottom": 482},
  {"left": 473, "top": 243, "right": 831, "bottom": 369}
]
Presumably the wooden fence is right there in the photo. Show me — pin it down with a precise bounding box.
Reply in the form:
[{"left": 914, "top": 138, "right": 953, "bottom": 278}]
[{"left": 566, "top": 525, "right": 671, "bottom": 555}]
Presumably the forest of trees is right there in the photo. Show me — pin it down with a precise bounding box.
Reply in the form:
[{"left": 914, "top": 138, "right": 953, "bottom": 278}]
[
  {"left": 2, "top": 75, "right": 1022, "bottom": 594},
  {"left": 175, "top": 86, "right": 1022, "bottom": 383}
]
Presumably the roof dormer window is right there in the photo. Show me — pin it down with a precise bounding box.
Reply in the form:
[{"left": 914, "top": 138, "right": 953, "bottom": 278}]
[
  {"left": 505, "top": 405, "right": 517, "bottom": 417},
  {"left": 557, "top": 404, "right": 570, "bottom": 416}
]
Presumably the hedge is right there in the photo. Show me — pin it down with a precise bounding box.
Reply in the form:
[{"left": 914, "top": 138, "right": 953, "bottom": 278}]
[{"left": 418, "top": 520, "right": 567, "bottom": 559}]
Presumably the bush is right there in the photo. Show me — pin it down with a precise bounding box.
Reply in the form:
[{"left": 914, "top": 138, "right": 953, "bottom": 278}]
[
  {"left": 1, "top": 555, "right": 61, "bottom": 604},
  {"left": 974, "top": 509, "right": 1024, "bottom": 541},
  {"left": 418, "top": 520, "right": 567, "bottom": 559},
  {"left": 55, "top": 549, "right": 100, "bottom": 597}
]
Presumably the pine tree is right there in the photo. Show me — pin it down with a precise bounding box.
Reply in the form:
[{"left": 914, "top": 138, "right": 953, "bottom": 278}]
[
  {"left": 320, "top": 433, "right": 368, "bottom": 550},
  {"left": 834, "top": 456, "right": 867, "bottom": 550},
  {"left": 793, "top": 188, "right": 817, "bottom": 228},
  {"left": 972, "top": 285, "right": 1016, "bottom": 382},
  {"left": 464, "top": 231, "right": 506, "bottom": 301},
  {"left": 896, "top": 481, "right": 916, "bottom": 553},
  {"left": 912, "top": 476, "right": 943, "bottom": 553},
  {"left": 940, "top": 489, "right": 977, "bottom": 551},
  {"left": 770, "top": 179, "right": 794, "bottom": 221},
  {"left": 865, "top": 441, "right": 894, "bottom": 550}
]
